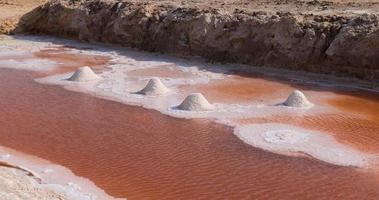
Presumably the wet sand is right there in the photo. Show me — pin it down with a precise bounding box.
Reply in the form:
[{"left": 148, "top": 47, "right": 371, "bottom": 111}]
[{"left": 1, "top": 37, "right": 379, "bottom": 199}]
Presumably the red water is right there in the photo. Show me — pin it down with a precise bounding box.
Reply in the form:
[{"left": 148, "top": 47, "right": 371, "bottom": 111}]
[{"left": 0, "top": 48, "right": 379, "bottom": 199}]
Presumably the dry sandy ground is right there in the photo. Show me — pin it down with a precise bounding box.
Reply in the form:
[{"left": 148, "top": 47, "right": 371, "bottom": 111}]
[
  {"left": 0, "top": 164, "right": 67, "bottom": 200},
  {"left": 0, "top": 0, "right": 46, "bottom": 33},
  {"left": 136, "top": 0, "right": 379, "bottom": 14}
]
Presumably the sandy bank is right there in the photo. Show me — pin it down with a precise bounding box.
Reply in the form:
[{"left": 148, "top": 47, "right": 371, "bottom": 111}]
[
  {"left": 0, "top": 147, "right": 117, "bottom": 200},
  {"left": 0, "top": 165, "right": 66, "bottom": 200},
  {"left": 15, "top": 0, "right": 379, "bottom": 81}
]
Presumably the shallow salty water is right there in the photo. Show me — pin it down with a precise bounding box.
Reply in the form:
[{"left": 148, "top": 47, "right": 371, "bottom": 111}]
[{"left": 0, "top": 36, "right": 379, "bottom": 199}]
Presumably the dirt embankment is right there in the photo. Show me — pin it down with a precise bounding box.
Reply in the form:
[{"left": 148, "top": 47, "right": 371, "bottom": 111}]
[
  {"left": 15, "top": 0, "right": 379, "bottom": 81},
  {"left": 0, "top": 0, "right": 46, "bottom": 34}
]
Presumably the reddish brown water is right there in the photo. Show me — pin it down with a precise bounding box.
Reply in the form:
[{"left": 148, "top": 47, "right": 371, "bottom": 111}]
[{"left": 1, "top": 48, "right": 379, "bottom": 199}]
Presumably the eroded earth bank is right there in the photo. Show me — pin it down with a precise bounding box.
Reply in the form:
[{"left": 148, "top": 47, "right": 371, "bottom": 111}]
[{"left": 16, "top": 0, "right": 379, "bottom": 81}]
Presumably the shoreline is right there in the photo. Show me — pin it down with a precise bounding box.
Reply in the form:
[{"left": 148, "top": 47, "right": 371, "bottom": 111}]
[{"left": 0, "top": 146, "right": 118, "bottom": 200}]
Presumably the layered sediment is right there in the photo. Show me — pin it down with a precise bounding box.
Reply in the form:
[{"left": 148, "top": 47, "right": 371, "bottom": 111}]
[{"left": 15, "top": 0, "right": 379, "bottom": 81}]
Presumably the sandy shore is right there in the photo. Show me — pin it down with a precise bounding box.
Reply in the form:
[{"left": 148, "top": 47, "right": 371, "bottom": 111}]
[
  {"left": 0, "top": 146, "right": 116, "bottom": 200},
  {"left": 0, "top": 165, "right": 66, "bottom": 200}
]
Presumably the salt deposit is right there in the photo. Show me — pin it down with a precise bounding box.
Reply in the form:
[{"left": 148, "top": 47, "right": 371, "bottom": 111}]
[
  {"left": 282, "top": 90, "right": 313, "bottom": 108},
  {"left": 68, "top": 66, "right": 101, "bottom": 82},
  {"left": 176, "top": 93, "right": 215, "bottom": 111},
  {"left": 234, "top": 123, "right": 372, "bottom": 167},
  {"left": 0, "top": 58, "right": 58, "bottom": 71},
  {"left": 136, "top": 77, "right": 170, "bottom": 95}
]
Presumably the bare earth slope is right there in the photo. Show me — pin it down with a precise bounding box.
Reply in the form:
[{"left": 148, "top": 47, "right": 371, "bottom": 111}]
[
  {"left": 16, "top": 0, "right": 379, "bottom": 81},
  {"left": 0, "top": 0, "right": 46, "bottom": 34}
]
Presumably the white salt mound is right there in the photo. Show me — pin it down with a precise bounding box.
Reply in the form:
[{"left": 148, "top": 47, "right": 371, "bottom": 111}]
[
  {"left": 283, "top": 90, "right": 313, "bottom": 108},
  {"left": 177, "top": 93, "right": 215, "bottom": 111},
  {"left": 68, "top": 66, "right": 101, "bottom": 82},
  {"left": 137, "top": 77, "right": 170, "bottom": 95}
]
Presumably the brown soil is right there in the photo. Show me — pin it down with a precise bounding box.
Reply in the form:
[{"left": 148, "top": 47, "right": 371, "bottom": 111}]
[{"left": 0, "top": 0, "right": 46, "bottom": 34}]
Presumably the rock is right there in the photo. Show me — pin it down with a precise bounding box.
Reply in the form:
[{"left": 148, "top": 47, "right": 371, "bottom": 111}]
[
  {"left": 68, "top": 66, "right": 101, "bottom": 82},
  {"left": 176, "top": 93, "right": 215, "bottom": 111},
  {"left": 325, "top": 14, "right": 379, "bottom": 79}
]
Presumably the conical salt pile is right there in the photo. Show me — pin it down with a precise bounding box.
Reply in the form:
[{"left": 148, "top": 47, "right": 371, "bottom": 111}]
[
  {"left": 282, "top": 90, "right": 313, "bottom": 108},
  {"left": 68, "top": 66, "right": 101, "bottom": 82},
  {"left": 177, "top": 93, "right": 215, "bottom": 111},
  {"left": 137, "top": 77, "right": 170, "bottom": 95}
]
